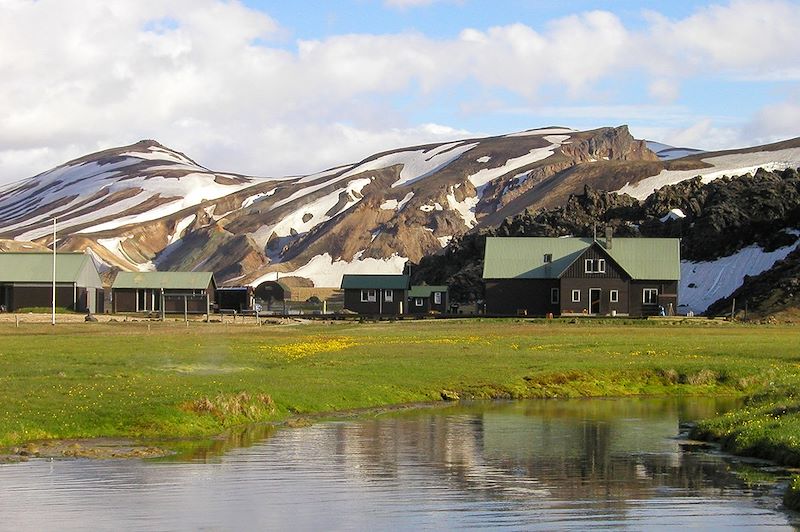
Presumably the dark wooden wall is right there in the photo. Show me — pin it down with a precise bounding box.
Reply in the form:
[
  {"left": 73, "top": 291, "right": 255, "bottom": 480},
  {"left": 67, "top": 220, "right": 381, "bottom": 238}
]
[
  {"left": 485, "top": 279, "right": 560, "bottom": 316},
  {"left": 343, "top": 288, "right": 407, "bottom": 315}
]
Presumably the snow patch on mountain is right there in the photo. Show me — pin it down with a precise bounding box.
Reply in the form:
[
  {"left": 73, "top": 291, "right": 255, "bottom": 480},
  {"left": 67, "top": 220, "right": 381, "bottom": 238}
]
[
  {"left": 168, "top": 215, "right": 196, "bottom": 245},
  {"left": 467, "top": 135, "right": 570, "bottom": 190},
  {"left": 679, "top": 240, "right": 800, "bottom": 315},
  {"left": 420, "top": 202, "right": 443, "bottom": 212},
  {"left": 446, "top": 188, "right": 479, "bottom": 228},
  {"left": 242, "top": 189, "right": 276, "bottom": 209},
  {"left": 618, "top": 148, "right": 800, "bottom": 200},
  {"left": 645, "top": 141, "right": 704, "bottom": 161},
  {"left": 97, "top": 235, "right": 155, "bottom": 272},
  {"left": 249, "top": 252, "right": 407, "bottom": 288},
  {"left": 505, "top": 127, "right": 576, "bottom": 138},
  {"left": 120, "top": 145, "right": 197, "bottom": 166},
  {"left": 253, "top": 178, "right": 372, "bottom": 247},
  {"left": 660, "top": 209, "right": 686, "bottom": 222},
  {"left": 334, "top": 142, "right": 478, "bottom": 190},
  {"left": 74, "top": 170, "right": 258, "bottom": 235},
  {"left": 296, "top": 165, "right": 353, "bottom": 184}
]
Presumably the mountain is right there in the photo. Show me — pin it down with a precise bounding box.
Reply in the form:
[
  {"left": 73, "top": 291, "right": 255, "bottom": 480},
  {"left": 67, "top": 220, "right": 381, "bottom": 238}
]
[
  {"left": 412, "top": 166, "right": 800, "bottom": 316},
  {"left": 1, "top": 126, "right": 800, "bottom": 299}
]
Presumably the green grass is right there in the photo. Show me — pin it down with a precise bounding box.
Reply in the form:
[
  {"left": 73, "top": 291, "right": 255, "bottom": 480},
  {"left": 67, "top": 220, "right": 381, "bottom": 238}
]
[
  {"left": 13, "top": 306, "right": 77, "bottom": 314},
  {"left": 1, "top": 319, "right": 799, "bottom": 457}
]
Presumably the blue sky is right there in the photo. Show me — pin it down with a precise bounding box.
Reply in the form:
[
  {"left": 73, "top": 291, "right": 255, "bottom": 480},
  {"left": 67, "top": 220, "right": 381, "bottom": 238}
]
[{"left": 0, "top": 0, "right": 798, "bottom": 184}]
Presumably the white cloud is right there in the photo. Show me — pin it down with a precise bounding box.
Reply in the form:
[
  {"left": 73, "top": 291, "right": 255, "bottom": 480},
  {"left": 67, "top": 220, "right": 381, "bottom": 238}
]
[
  {"left": 746, "top": 100, "right": 800, "bottom": 144},
  {"left": 384, "top": 0, "right": 456, "bottom": 7},
  {"left": 0, "top": 1, "right": 798, "bottom": 186},
  {"left": 648, "top": 79, "right": 679, "bottom": 103},
  {"left": 643, "top": 1, "right": 800, "bottom": 77}
]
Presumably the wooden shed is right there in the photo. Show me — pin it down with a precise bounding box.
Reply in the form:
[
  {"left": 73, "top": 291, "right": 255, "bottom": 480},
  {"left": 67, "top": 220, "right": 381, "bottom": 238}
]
[
  {"left": 408, "top": 285, "right": 449, "bottom": 314},
  {"left": 0, "top": 252, "right": 103, "bottom": 313},
  {"left": 341, "top": 274, "right": 410, "bottom": 315},
  {"left": 111, "top": 271, "right": 216, "bottom": 315}
]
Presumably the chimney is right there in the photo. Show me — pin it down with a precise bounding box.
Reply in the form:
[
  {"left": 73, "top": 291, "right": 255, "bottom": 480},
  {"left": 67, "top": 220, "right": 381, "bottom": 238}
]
[{"left": 604, "top": 226, "right": 613, "bottom": 249}]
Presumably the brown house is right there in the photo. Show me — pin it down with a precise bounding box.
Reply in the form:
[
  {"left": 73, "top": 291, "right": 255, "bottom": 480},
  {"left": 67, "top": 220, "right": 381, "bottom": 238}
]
[
  {"left": 408, "top": 285, "right": 449, "bottom": 314},
  {"left": 482, "top": 236, "right": 680, "bottom": 317},
  {"left": 341, "top": 274, "right": 409, "bottom": 315},
  {"left": 0, "top": 252, "right": 104, "bottom": 313},
  {"left": 112, "top": 271, "right": 216, "bottom": 315}
]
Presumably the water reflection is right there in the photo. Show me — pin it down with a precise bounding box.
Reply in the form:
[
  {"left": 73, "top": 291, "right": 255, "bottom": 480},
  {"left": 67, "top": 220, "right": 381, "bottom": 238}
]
[{"left": 0, "top": 397, "right": 797, "bottom": 531}]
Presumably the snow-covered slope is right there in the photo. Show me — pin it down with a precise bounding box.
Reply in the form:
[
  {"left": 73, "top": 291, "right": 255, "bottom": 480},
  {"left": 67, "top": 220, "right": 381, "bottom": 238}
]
[
  {"left": 679, "top": 239, "right": 800, "bottom": 315},
  {"left": 619, "top": 146, "right": 800, "bottom": 200},
  {"left": 0, "top": 140, "right": 278, "bottom": 240},
  {"left": 645, "top": 141, "right": 704, "bottom": 161}
]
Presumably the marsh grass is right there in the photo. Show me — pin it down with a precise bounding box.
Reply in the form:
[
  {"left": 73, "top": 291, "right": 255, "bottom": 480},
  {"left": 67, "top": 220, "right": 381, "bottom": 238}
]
[
  {"left": 184, "top": 392, "right": 275, "bottom": 426},
  {"left": 0, "top": 319, "right": 798, "bottom": 453},
  {"left": 785, "top": 476, "right": 800, "bottom": 510}
]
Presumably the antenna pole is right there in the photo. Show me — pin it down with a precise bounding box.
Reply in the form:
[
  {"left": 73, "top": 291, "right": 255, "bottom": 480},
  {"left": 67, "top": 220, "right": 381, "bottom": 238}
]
[{"left": 51, "top": 217, "right": 57, "bottom": 326}]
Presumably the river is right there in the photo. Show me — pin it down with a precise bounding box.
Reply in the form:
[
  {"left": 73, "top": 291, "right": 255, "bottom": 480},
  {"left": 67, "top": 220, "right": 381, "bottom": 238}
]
[{"left": 0, "top": 397, "right": 797, "bottom": 530}]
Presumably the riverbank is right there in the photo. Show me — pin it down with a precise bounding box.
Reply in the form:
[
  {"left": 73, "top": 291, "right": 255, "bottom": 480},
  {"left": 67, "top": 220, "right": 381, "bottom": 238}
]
[
  {"left": 1, "top": 319, "right": 799, "bottom": 497},
  {"left": 689, "top": 380, "right": 800, "bottom": 510}
]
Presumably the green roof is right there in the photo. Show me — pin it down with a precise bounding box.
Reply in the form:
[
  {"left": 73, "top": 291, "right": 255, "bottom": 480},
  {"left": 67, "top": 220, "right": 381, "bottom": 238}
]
[
  {"left": 482, "top": 237, "right": 680, "bottom": 280},
  {"left": 340, "top": 274, "right": 409, "bottom": 290},
  {"left": 409, "top": 285, "right": 448, "bottom": 298},
  {"left": 112, "top": 271, "right": 215, "bottom": 290},
  {"left": 0, "top": 252, "right": 102, "bottom": 287}
]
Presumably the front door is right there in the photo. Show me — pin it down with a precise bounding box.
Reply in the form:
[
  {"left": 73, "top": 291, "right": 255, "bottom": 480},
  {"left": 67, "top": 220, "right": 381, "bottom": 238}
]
[{"left": 589, "top": 288, "right": 601, "bottom": 315}]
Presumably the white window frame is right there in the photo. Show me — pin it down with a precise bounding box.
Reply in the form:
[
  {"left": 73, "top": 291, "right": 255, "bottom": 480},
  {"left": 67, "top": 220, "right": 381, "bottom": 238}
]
[
  {"left": 544, "top": 253, "right": 552, "bottom": 263},
  {"left": 384, "top": 290, "right": 393, "bottom": 303},
  {"left": 361, "top": 289, "right": 377, "bottom": 302},
  {"left": 550, "top": 287, "right": 560, "bottom": 304},
  {"left": 571, "top": 289, "right": 580, "bottom": 303},
  {"left": 643, "top": 288, "right": 658, "bottom": 305},
  {"left": 585, "top": 258, "right": 606, "bottom": 274},
  {"left": 610, "top": 289, "right": 618, "bottom": 303},
  {"left": 415, "top": 298, "right": 424, "bottom": 307},
  {"left": 433, "top": 292, "right": 442, "bottom": 305}
]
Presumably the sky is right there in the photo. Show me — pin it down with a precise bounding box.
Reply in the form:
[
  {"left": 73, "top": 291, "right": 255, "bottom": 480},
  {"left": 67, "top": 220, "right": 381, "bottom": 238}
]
[{"left": 0, "top": 0, "right": 799, "bottom": 185}]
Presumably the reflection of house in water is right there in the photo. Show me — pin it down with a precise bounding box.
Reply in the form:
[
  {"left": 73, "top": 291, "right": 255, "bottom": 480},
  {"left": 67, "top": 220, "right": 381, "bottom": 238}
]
[{"left": 315, "top": 399, "right": 755, "bottom": 513}]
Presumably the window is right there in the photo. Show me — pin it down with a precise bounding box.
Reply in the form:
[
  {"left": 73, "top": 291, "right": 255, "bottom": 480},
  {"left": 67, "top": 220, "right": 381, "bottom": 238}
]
[
  {"left": 550, "top": 287, "right": 560, "bottom": 304},
  {"left": 415, "top": 298, "right": 424, "bottom": 307},
  {"left": 643, "top": 288, "right": 658, "bottom": 305},
  {"left": 571, "top": 289, "right": 580, "bottom": 303},
  {"left": 384, "top": 290, "right": 393, "bottom": 303},
  {"left": 360, "top": 289, "right": 377, "bottom": 302},
  {"left": 433, "top": 292, "right": 442, "bottom": 305},
  {"left": 543, "top": 253, "right": 552, "bottom": 263},
  {"left": 585, "top": 258, "right": 606, "bottom": 274},
  {"left": 610, "top": 289, "right": 619, "bottom": 303}
]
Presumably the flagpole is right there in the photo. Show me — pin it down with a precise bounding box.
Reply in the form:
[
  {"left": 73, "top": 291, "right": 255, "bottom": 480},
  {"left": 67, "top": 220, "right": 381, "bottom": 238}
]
[{"left": 52, "top": 217, "right": 56, "bottom": 326}]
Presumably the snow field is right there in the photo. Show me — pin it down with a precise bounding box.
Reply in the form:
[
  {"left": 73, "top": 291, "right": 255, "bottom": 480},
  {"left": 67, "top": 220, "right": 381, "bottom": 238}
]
[
  {"left": 248, "top": 252, "right": 407, "bottom": 288},
  {"left": 618, "top": 148, "right": 800, "bottom": 200},
  {"left": 679, "top": 238, "right": 800, "bottom": 314},
  {"left": 467, "top": 135, "right": 569, "bottom": 190}
]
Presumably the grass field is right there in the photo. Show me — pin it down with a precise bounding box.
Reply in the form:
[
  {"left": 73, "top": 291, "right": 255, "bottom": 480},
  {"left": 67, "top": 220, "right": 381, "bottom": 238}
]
[{"left": 0, "top": 318, "right": 797, "bottom": 446}]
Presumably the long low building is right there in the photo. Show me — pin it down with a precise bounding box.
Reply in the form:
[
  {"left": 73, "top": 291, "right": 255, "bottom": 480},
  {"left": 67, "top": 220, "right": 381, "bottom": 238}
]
[
  {"left": 0, "top": 252, "right": 104, "bottom": 313},
  {"left": 111, "top": 271, "right": 216, "bottom": 314}
]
